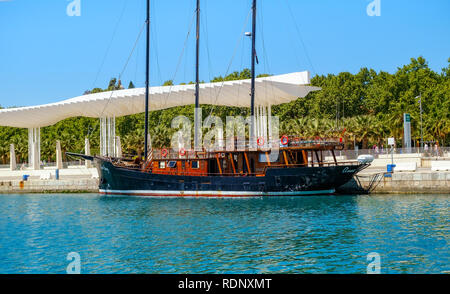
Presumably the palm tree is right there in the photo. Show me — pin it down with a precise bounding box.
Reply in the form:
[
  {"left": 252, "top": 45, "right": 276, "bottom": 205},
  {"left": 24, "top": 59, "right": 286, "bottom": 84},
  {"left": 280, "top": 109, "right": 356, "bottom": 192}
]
[
  {"left": 41, "top": 137, "right": 55, "bottom": 163},
  {"left": 305, "top": 118, "right": 325, "bottom": 139},
  {"left": 59, "top": 132, "right": 78, "bottom": 162},
  {"left": 11, "top": 135, "right": 27, "bottom": 164},
  {"left": 342, "top": 117, "right": 357, "bottom": 149},
  {"left": 0, "top": 143, "right": 8, "bottom": 164},
  {"left": 385, "top": 107, "right": 406, "bottom": 142},
  {"left": 151, "top": 125, "right": 170, "bottom": 148},
  {"left": 352, "top": 115, "right": 379, "bottom": 149},
  {"left": 292, "top": 117, "right": 310, "bottom": 137},
  {"left": 123, "top": 128, "right": 147, "bottom": 157}
]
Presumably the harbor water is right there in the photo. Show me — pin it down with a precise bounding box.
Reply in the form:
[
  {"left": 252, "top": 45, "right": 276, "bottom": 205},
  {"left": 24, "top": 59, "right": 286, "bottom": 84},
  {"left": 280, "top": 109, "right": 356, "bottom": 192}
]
[{"left": 0, "top": 193, "right": 448, "bottom": 274}]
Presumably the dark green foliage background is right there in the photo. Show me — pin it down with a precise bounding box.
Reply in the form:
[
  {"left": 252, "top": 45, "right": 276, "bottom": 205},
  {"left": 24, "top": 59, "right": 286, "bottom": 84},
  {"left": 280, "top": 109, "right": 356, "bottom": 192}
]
[{"left": 1, "top": 57, "right": 449, "bottom": 163}]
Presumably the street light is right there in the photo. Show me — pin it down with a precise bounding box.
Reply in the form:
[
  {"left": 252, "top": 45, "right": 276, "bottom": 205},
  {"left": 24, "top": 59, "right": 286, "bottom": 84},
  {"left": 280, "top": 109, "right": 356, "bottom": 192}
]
[{"left": 415, "top": 94, "right": 423, "bottom": 150}]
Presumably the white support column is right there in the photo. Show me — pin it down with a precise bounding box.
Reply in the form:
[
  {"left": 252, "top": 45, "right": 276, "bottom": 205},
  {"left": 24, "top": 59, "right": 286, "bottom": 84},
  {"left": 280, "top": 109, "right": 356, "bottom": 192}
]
[
  {"left": 259, "top": 105, "right": 264, "bottom": 142},
  {"left": 268, "top": 104, "right": 273, "bottom": 147},
  {"left": 255, "top": 105, "right": 261, "bottom": 140},
  {"left": 99, "top": 116, "right": 116, "bottom": 157},
  {"left": 262, "top": 105, "right": 268, "bottom": 147},
  {"left": 109, "top": 118, "right": 112, "bottom": 156},
  {"left": 103, "top": 117, "right": 107, "bottom": 156},
  {"left": 255, "top": 105, "right": 259, "bottom": 140},
  {"left": 107, "top": 117, "right": 111, "bottom": 156},
  {"left": 104, "top": 117, "right": 107, "bottom": 156},
  {"left": 85, "top": 138, "right": 92, "bottom": 168},
  {"left": 115, "top": 136, "right": 122, "bottom": 159},
  {"left": 249, "top": 111, "right": 256, "bottom": 151},
  {"left": 10, "top": 144, "right": 16, "bottom": 171},
  {"left": 32, "top": 141, "right": 39, "bottom": 170},
  {"left": 112, "top": 116, "right": 116, "bottom": 157},
  {"left": 99, "top": 117, "right": 104, "bottom": 156},
  {"left": 28, "top": 129, "right": 32, "bottom": 167},
  {"left": 56, "top": 140, "right": 63, "bottom": 169},
  {"left": 28, "top": 127, "right": 40, "bottom": 170}
]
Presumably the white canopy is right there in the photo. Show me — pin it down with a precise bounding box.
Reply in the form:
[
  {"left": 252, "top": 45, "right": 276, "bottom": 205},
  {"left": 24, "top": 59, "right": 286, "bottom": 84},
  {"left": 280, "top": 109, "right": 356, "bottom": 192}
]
[{"left": 0, "top": 71, "right": 320, "bottom": 128}]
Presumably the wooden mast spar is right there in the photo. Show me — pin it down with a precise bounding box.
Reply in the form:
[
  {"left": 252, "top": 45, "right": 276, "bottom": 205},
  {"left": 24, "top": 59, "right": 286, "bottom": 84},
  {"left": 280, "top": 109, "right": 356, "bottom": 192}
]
[{"left": 144, "top": 0, "right": 150, "bottom": 161}]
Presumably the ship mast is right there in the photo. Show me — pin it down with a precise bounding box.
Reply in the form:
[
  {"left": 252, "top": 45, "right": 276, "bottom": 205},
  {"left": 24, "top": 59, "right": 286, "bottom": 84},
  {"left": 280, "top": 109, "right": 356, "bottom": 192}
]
[
  {"left": 194, "top": 0, "right": 201, "bottom": 150},
  {"left": 144, "top": 0, "right": 150, "bottom": 160},
  {"left": 250, "top": 0, "right": 257, "bottom": 146}
]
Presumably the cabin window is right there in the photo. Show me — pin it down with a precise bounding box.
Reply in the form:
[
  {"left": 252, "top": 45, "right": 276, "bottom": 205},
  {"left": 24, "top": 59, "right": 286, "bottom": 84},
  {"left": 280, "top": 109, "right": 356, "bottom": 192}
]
[
  {"left": 192, "top": 161, "right": 199, "bottom": 169},
  {"left": 159, "top": 161, "right": 166, "bottom": 169},
  {"left": 168, "top": 161, "right": 177, "bottom": 168}
]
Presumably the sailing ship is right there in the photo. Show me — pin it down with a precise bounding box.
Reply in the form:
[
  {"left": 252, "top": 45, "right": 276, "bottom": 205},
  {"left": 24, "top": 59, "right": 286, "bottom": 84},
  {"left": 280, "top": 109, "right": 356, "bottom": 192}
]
[{"left": 69, "top": 0, "right": 373, "bottom": 197}]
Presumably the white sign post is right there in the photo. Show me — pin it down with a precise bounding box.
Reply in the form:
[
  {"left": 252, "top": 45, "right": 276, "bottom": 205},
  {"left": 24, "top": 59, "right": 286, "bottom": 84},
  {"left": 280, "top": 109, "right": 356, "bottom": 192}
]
[
  {"left": 388, "top": 137, "right": 395, "bottom": 166},
  {"left": 403, "top": 113, "right": 411, "bottom": 153}
]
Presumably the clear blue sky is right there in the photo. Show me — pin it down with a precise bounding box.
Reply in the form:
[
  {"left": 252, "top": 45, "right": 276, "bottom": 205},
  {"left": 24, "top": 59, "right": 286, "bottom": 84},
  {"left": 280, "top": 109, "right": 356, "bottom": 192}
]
[{"left": 0, "top": 0, "right": 449, "bottom": 108}]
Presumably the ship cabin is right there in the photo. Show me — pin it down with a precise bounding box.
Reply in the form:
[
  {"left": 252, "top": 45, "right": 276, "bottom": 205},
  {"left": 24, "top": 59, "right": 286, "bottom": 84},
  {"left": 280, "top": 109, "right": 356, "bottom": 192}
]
[{"left": 114, "top": 137, "right": 358, "bottom": 177}]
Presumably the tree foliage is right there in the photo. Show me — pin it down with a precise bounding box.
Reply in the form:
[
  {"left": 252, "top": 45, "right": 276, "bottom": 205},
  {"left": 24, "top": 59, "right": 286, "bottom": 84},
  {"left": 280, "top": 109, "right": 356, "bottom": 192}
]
[{"left": 0, "top": 57, "right": 449, "bottom": 163}]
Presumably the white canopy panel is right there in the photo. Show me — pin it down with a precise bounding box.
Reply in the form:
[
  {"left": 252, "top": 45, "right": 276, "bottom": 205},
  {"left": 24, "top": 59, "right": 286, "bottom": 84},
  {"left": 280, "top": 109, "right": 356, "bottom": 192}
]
[{"left": 0, "top": 71, "right": 320, "bottom": 128}]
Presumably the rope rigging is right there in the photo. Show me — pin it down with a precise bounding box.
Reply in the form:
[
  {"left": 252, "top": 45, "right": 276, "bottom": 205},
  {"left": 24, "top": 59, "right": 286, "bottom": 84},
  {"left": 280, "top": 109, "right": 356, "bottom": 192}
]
[
  {"left": 90, "top": 0, "right": 129, "bottom": 91},
  {"left": 284, "top": 0, "right": 316, "bottom": 77},
  {"left": 206, "top": 7, "right": 253, "bottom": 119},
  {"left": 81, "top": 18, "right": 147, "bottom": 155}
]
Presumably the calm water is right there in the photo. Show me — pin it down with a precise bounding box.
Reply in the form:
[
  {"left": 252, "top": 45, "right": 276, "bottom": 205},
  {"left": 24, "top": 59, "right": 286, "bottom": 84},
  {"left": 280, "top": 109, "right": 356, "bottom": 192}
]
[{"left": 0, "top": 193, "right": 448, "bottom": 274}]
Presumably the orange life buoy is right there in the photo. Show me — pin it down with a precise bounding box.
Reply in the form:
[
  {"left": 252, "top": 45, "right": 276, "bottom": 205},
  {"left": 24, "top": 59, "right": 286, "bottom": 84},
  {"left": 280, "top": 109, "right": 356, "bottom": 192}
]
[
  {"left": 179, "top": 148, "right": 186, "bottom": 156},
  {"left": 281, "top": 135, "right": 289, "bottom": 145},
  {"left": 161, "top": 149, "right": 168, "bottom": 157}
]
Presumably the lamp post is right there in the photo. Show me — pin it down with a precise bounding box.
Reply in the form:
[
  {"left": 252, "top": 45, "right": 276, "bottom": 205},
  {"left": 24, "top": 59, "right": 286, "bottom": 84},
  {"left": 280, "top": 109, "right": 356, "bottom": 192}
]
[{"left": 415, "top": 94, "right": 423, "bottom": 150}]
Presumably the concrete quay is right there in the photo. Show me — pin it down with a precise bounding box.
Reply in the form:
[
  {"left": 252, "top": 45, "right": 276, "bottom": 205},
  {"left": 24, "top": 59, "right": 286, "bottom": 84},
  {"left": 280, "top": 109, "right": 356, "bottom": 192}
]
[
  {"left": 340, "top": 167, "right": 450, "bottom": 194},
  {"left": 0, "top": 166, "right": 99, "bottom": 193},
  {"left": 0, "top": 178, "right": 99, "bottom": 193}
]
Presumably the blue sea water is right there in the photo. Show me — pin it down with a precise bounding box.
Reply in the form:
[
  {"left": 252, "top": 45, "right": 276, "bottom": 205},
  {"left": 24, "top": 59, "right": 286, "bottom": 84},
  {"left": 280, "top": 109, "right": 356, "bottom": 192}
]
[{"left": 0, "top": 193, "right": 448, "bottom": 274}]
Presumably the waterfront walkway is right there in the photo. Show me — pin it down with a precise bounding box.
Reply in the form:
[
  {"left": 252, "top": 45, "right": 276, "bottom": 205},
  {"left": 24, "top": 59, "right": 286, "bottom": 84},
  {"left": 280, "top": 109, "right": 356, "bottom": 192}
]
[{"left": 0, "top": 166, "right": 98, "bottom": 193}]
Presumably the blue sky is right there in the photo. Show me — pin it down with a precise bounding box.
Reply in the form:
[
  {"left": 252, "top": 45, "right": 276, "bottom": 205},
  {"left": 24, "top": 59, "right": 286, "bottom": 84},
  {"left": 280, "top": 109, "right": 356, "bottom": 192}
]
[{"left": 0, "top": 0, "right": 449, "bottom": 108}]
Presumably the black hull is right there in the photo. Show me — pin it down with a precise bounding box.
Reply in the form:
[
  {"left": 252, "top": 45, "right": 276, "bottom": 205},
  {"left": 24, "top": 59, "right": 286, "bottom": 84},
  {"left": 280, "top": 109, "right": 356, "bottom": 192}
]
[{"left": 95, "top": 158, "right": 368, "bottom": 197}]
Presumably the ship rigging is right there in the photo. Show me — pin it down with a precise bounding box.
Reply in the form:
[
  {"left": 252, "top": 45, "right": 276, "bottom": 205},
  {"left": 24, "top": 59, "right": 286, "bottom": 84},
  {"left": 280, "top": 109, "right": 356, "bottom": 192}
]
[{"left": 67, "top": 0, "right": 372, "bottom": 197}]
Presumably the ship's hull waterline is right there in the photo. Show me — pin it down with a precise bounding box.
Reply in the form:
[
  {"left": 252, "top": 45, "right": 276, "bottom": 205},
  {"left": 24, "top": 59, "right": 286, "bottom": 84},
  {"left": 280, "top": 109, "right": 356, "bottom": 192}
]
[{"left": 96, "top": 158, "right": 367, "bottom": 197}]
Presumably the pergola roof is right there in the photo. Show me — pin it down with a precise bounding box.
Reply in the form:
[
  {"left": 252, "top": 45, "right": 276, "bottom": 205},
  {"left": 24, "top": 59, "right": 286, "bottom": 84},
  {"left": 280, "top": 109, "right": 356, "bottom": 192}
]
[{"left": 0, "top": 71, "right": 320, "bottom": 128}]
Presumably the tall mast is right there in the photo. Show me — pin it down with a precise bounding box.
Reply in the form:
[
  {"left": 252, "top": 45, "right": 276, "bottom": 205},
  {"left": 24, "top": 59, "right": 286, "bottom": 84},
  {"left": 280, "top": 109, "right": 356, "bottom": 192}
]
[
  {"left": 144, "top": 0, "right": 150, "bottom": 160},
  {"left": 194, "top": 0, "right": 201, "bottom": 150},
  {"left": 250, "top": 0, "right": 257, "bottom": 144}
]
